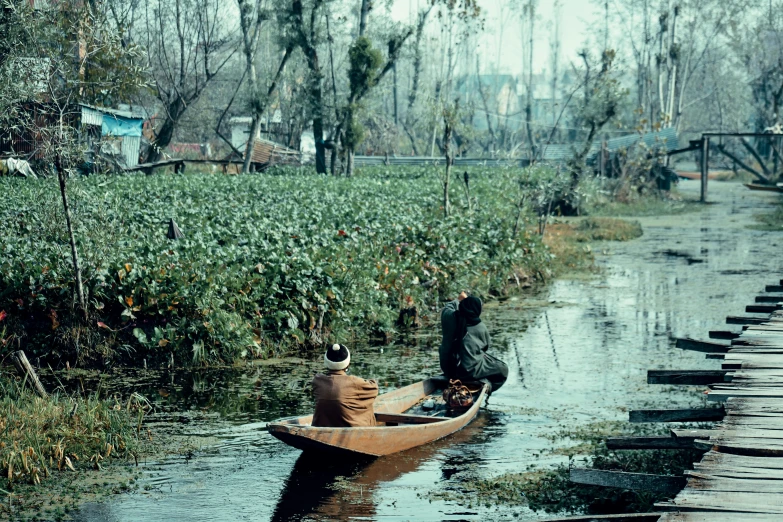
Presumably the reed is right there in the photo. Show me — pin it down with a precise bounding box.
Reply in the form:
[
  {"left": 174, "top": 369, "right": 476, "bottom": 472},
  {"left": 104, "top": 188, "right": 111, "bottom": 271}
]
[{"left": 0, "top": 371, "right": 147, "bottom": 491}]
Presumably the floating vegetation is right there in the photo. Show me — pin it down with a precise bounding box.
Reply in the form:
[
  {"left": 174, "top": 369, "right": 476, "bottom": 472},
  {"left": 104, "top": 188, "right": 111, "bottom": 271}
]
[
  {"left": 0, "top": 166, "right": 646, "bottom": 367},
  {"left": 430, "top": 420, "right": 703, "bottom": 516}
]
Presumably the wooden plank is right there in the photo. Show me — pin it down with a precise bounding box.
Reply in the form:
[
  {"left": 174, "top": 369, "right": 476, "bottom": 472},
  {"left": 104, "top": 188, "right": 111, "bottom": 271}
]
[
  {"left": 605, "top": 436, "right": 700, "bottom": 450},
  {"left": 660, "top": 513, "right": 783, "bottom": 521},
  {"left": 709, "top": 389, "right": 783, "bottom": 401},
  {"left": 628, "top": 408, "right": 724, "bottom": 423},
  {"left": 728, "top": 316, "right": 770, "bottom": 325},
  {"left": 698, "top": 439, "right": 783, "bottom": 457},
  {"left": 766, "top": 285, "right": 783, "bottom": 293},
  {"left": 541, "top": 514, "right": 664, "bottom": 522},
  {"left": 747, "top": 305, "right": 780, "bottom": 313},
  {"left": 756, "top": 295, "right": 783, "bottom": 303},
  {"left": 655, "top": 491, "right": 783, "bottom": 513},
  {"left": 569, "top": 469, "right": 685, "bottom": 495},
  {"left": 730, "top": 340, "right": 783, "bottom": 348},
  {"left": 672, "top": 429, "right": 716, "bottom": 440},
  {"left": 709, "top": 330, "right": 740, "bottom": 340},
  {"left": 674, "top": 338, "right": 731, "bottom": 353},
  {"left": 685, "top": 474, "right": 783, "bottom": 493},
  {"left": 675, "top": 428, "right": 783, "bottom": 440},
  {"left": 713, "top": 379, "right": 783, "bottom": 387},
  {"left": 690, "top": 466, "right": 783, "bottom": 480},
  {"left": 11, "top": 350, "right": 47, "bottom": 398},
  {"left": 700, "top": 450, "right": 783, "bottom": 469},
  {"left": 647, "top": 370, "right": 728, "bottom": 385}
]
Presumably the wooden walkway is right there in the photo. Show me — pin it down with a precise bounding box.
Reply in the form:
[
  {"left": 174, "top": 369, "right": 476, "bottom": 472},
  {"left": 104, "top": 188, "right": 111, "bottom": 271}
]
[
  {"left": 656, "top": 306, "right": 783, "bottom": 518},
  {"left": 550, "top": 281, "right": 783, "bottom": 521}
]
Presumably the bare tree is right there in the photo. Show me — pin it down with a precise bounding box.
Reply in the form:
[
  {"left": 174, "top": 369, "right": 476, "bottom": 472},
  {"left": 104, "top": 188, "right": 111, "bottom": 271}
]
[
  {"left": 521, "top": 0, "right": 538, "bottom": 159},
  {"left": 141, "top": 0, "right": 235, "bottom": 164},
  {"left": 237, "top": 0, "right": 293, "bottom": 173}
]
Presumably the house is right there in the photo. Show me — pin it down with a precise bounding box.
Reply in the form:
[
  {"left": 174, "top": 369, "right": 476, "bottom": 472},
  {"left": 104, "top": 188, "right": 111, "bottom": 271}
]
[
  {"left": 229, "top": 110, "right": 283, "bottom": 152},
  {"left": 80, "top": 104, "right": 144, "bottom": 169}
]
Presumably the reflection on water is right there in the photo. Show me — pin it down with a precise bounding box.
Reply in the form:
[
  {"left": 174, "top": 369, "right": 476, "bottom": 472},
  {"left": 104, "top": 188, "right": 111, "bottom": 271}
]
[{"left": 72, "top": 182, "right": 783, "bottom": 521}]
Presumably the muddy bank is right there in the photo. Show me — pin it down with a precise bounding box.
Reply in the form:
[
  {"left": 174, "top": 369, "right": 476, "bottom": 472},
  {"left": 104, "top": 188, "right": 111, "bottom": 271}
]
[{"left": 64, "top": 181, "right": 781, "bottom": 521}]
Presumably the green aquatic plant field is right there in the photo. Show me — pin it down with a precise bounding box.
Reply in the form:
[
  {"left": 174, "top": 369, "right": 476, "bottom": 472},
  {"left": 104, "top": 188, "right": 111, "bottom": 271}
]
[{"left": 1, "top": 166, "right": 570, "bottom": 366}]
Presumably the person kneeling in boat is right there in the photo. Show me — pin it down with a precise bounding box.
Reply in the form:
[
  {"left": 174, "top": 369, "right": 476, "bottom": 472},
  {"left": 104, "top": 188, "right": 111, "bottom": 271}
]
[
  {"left": 311, "top": 343, "right": 379, "bottom": 427},
  {"left": 440, "top": 293, "right": 508, "bottom": 393}
]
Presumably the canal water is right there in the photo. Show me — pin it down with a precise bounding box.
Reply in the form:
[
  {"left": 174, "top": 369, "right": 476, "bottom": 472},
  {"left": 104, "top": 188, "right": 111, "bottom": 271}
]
[{"left": 72, "top": 181, "right": 783, "bottom": 521}]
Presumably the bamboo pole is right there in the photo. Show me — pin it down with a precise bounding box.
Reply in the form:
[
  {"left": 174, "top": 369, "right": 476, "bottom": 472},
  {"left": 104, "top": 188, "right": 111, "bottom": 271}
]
[{"left": 11, "top": 350, "right": 48, "bottom": 398}]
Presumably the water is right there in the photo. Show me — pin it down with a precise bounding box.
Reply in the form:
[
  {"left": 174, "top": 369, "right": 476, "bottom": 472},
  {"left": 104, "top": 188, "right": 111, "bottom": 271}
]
[{"left": 72, "top": 181, "right": 783, "bottom": 521}]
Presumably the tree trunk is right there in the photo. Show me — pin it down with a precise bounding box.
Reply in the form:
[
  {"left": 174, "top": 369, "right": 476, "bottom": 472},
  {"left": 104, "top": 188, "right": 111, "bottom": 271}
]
[
  {"left": 392, "top": 62, "right": 399, "bottom": 126},
  {"left": 238, "top": 0, "right": 264, "bottom": 174},
  {"left": 346, "top": 150, "right": 355, "bottom": 177},
  {"left": 524, "top": 0, "right": 537, "bottom": 159},
  {"left": 242, "top": 116, "right": 261, "bottom": 173},
  {"left": 144, "top": 97, "right": 186, "bottom": 164},
  {"left": 292, "top": 0, "right": 327, "bottom": 173},
  {"left": 56, "top": 156, "right": 87, "bottom": 322},
  {"left": 359, "top": 0, "right": 371, "bottom": 36},
  {"left": 657, "top": 14, "right": 666, "bottom": 118},
  {"left": 665, "top": 6, "right": 678, "bottom": 125},
  {"left": 442, "top": 119, "right": 453, "bottom": 217}
]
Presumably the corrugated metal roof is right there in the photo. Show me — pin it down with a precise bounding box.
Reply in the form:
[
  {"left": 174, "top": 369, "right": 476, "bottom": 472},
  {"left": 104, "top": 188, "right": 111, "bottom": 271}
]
[{"left": 79, "top": 103, "right": 143, "bottom": 121}]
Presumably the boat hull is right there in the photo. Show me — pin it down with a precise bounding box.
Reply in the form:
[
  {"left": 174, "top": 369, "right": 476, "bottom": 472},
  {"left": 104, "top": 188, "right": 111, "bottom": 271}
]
[{"left": 267, "top": 377, "right": 488, "bottom": 457}]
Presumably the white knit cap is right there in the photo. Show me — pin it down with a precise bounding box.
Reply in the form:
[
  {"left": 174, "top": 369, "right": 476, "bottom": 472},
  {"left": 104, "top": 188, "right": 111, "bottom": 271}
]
[{"left": 324, "top": 343, "right": 350, "bottom": 371}]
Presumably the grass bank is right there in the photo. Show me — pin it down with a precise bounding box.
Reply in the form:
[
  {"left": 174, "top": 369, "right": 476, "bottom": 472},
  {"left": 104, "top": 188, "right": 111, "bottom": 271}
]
[
  {"left": 578, "top": 175, "right": 702, "bottom": 217},
  {"left": 753, "top": 198, "right": 783, "bottom": 230},
  {"left": 1, "top": 165, "right": 647, "bottom": 367},
  {"left": 0, "top": 371, "right": 148, "bottom": 520}
]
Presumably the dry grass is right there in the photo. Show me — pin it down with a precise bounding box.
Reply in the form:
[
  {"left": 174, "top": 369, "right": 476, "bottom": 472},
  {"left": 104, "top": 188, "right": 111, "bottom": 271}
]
[
  {"left": 543, "top": 218, "right": 643, "bottom": 275},
  {"left": 0, "top": 371, "right": 148, "bottom": 492}
]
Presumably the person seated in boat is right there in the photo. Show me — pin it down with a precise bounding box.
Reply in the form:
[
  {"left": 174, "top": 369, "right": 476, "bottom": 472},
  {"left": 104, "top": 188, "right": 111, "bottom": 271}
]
[
  {"left": 311, "top": 343, "right": 379, "bottom": 427},
  {"left": 440, "top": 293, "right": 508, "bottom": 393}
]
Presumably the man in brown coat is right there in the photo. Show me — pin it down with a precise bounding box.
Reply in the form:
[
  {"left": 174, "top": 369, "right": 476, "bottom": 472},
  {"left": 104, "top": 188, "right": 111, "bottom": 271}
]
[{"left": 311, "top": 343, "right": 379, "bottom": 427}]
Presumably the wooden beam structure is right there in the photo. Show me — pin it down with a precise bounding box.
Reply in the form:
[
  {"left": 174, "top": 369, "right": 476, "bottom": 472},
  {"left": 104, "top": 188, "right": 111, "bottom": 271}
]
[
  {"left": 605, "top": 436, "right": 701, "bottom": 450},
  {"left": 747, "top": 305, "right": 781, "bottom": 314},
  {"left": 629, "top": 408, "right": 725, "bottom": 423},
  {"left": 727, "top": 316, "right": 769, "bottom": 325},
  {"left": 710, "top": 330, "right": 740, "bottom": 340},
  {"left": 647, "top": 370, "right": 728, "bottom": 385},
  {"left": 541, "top": 514, "right": 664, "bottom": 522},
  {"left": 700, "top": 136, "right": 710, "bottom": 202},
  {"left": 755, "top": 296, "right": 783, "bottom": 303},
  {"left": 675, "top": 337, "right": 731, "bottom": 353},
  {"left": 570, "top": 469, "right": 686, "bottom": 496}
]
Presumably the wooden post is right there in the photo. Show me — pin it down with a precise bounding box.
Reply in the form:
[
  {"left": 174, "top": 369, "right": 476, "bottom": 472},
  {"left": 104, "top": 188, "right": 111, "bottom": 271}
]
[
  {"left": 700, "top": 136, "right": 709, "bottom": 202},
  {"left": 599, "top": 137, "right": 607, "bottom": 177},
  {"left": 11, "top": 350, "right": 48, "bottom": 398}
]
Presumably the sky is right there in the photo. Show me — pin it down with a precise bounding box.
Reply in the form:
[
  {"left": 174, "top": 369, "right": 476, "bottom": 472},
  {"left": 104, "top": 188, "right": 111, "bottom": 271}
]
[{"left": 389, "top": 0, "right": 602, "bottom": 77}]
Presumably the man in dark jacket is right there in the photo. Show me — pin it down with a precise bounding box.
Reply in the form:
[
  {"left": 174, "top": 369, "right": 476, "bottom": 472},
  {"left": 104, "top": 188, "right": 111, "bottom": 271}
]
[
  {"left": 440, "top": 293, "right": 508, "bottom": 393},
  {"left": 311, "top": 343, "right": 379, "bottom": 427}
]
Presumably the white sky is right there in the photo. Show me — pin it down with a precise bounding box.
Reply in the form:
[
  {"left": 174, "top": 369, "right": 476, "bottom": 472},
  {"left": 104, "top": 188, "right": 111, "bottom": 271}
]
[{"left": 389, "top": 0, "right": 601, "bottom": 76}]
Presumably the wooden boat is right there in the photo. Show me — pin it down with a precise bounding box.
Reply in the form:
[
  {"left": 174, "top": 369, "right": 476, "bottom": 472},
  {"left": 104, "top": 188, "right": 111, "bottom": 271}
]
[
  {"left": 744, "top": 183, "right": 783, "bottom": 192},
  {"left": 267, "top": 376, "right": 489, "bottom": 457}
]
